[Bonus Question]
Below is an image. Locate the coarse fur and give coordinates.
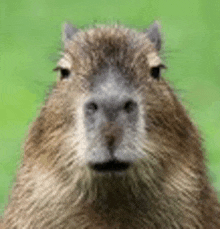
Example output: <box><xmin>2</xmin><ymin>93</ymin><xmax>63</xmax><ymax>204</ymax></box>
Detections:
<box><xmin>1</xmin><ymin>22</ymin><xmax>220</xmax><ymax>229</ymax></box>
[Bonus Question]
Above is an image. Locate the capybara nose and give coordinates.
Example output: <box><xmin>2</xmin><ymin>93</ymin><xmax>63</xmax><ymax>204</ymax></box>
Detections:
<box><xmin>84</xmin><ymin>96</ymin><xmax>138</xmax><ymax>123</ymax></box>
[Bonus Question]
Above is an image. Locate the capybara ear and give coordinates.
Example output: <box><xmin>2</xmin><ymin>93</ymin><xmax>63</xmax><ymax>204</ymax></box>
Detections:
<box><xmin>145</xmin><ymin>21</ymin><xmax>161</xmax><ymax>51</ymax></box>
<box><xmin>62</xmin><ymin>22</ymin><xmax>79</xmax><ymax>46</ymax></box>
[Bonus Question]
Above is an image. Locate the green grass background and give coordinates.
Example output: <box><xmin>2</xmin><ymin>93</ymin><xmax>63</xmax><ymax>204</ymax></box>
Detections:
<box><xmin>1</xmin><ymin>0</ymin><xmax>220</xmax><ymax>214</ymax></box>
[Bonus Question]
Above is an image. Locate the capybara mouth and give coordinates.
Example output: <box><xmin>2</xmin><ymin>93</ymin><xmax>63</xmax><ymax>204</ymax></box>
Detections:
<box><xmin>91</xmin><ymin>160</ymin><xmax>130</xmax><ymax>172</ymax></box>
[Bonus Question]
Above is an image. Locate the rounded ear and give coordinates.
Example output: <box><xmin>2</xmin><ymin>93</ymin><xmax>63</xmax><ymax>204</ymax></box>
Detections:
<box><xmin>62</xmin><ymin>22</ymin><xmax>79</xmax><ymax>46</ymax></box>
<box><xmin>145</xmin><ymin>21</ymin><xmax>161</xmax><ymax>51</ymax></box>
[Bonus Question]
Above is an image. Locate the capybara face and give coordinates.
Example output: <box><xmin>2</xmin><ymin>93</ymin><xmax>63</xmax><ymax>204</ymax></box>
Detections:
<box><xmin>52</xmin><ymin>24</ymin><xmax>193</xmax><ymax>178</ymax></box>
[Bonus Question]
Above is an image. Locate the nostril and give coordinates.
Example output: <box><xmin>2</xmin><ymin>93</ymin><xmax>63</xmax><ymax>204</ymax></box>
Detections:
<box><xmin>85</xmin><ymin>102</ymin><xmax>98</xmax><ymax>115</ymax></box>
<box><xmin>123</xmin><ymin>100</ymin><xmax>137</xmax><ymax>113</ymax></box>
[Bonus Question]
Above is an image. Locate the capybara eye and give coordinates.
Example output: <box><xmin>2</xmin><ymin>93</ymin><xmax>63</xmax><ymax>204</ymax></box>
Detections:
<box><xmin>150</xmin><ymin>64</ymin><xmax>166</xmax><ymax>80</ymax></box>
<box><xmin>60</xmin><ymin>68</ymin><xmax>70</xmax><ymax>80</ymax></box>
<box><xmin>53</xmin><ymin>67</ymin><xmax>71</xmax><ymax>80</ymax></box>
<box><xmin>150</xmin><ymin>66</ymin><xmax>160</xmax><ymax>79</ymax></box>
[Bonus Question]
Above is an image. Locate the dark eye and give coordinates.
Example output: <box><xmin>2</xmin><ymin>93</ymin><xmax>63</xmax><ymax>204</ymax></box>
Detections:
<box><xmin>60</xmin><ymin>68</ymin><xmax>70</xmax><ymax>80</ymax></box>
<box><xmin>53</xmin><ymin>67</ymin><xmax>71</xmax><ymax>80</ymax></box>
<box><xmin>150</xmin><ymin>64</ymin><xmax>166</xmax><ymax>80</ymax></box>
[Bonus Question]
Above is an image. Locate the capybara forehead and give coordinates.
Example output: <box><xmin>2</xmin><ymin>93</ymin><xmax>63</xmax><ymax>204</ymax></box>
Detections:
<box><xmin>58</xmin><ymin>26</ymin><xmax>162</xmax><ymax>82</ymax></box>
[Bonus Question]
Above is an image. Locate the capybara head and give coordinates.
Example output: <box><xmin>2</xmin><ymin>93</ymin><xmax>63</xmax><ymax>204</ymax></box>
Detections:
<box><xmin>29</xmin><ymin>22</ymin><xmax>199</xmax><ymax>197</ymax></box>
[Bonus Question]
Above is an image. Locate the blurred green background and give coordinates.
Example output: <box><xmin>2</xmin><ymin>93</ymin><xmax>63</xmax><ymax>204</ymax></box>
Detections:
<box><xmin>0</xmin><ymin>0</ymin><xmax>220</xmax><ymax>214</ymax></box>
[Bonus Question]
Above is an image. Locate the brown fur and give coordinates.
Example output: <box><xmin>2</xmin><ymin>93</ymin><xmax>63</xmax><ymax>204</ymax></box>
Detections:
<box><xmin>1</xmin><ymin>24</ymin><xmax>220</xmax><ymax>228</ymax></box>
